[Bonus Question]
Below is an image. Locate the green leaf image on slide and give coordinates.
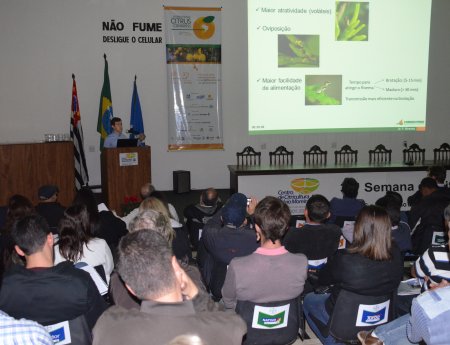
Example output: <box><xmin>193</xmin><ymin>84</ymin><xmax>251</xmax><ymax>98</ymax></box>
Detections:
<box><xmin>278</xmin><ymin>35</ymin><xmax>320</xmax><ymax>67</ymax></box>
<box><xmin>335</xmin><ymin>2</ymin><xmax>369</xmax><ymax>41</ymax></box>
<box><xmin>305</xmin><ymin>83</ymin><xmax>341</xmax><ymax>105</ymax></box>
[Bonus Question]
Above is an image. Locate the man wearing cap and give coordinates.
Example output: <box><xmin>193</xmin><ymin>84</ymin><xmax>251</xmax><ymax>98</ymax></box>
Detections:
<box><xmin>197</xmin><ymin>193</ymin><xmax>259</xmax><ymax>300</ymax></box>
<box><xmin>35</xmin><ymin>185</ymin><xmax>65</xmax><ymax>234</ymax></box>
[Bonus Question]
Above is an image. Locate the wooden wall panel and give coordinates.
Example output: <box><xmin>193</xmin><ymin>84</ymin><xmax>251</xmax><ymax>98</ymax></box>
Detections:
<box><xmin>0</xmin><ymin>142</ymin><xmax>75</xmax><ymax>206</ymax></box>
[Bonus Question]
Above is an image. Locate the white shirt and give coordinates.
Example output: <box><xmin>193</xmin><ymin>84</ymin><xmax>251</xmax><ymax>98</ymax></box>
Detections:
<box><xmin>54</xmin><ymin>237</ymin><xmax>114</xmax><ymax>283</ymax></box>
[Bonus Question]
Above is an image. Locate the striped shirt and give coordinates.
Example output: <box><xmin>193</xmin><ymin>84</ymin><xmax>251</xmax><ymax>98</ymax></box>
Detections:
<box><xmin>0</xmin><ymin>310</ymin><xmax>53</xmax><ymax>345</ymax></box>
<box><xmin>415</xmin><ymin>244</ymin><xmax>450</xmax><ymax>285</ymax></box>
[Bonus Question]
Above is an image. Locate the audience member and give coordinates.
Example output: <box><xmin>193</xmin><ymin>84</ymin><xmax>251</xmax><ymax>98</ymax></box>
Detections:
<box><xmin>329</xmin><ymin>177</ymin><xmax>365</xmax><ymax>224</ymax></box>
<box><xmin>0</xmin><ymin>215</ymin><xmax>106</xmax><ymax>328</ymax></box>
<box><xmin>104</xmin><ymin>117</ymin><xmax>128</xmax><ymax>148</ymax></box>
<box><xmin>222</xmin><ymin>196</ymin><xmax>307</xmax><ymax>309</ymax></box>
<box><xmin>139</xmin><ymin>197</ymin><xmax>191</xmax><ymax>263</ymax></box>
<box><xmin>358</xmin><ymin>203</ymin><xmax>450</xmax><ymax>345</ymax></box>
<box><xmin>93</xmin><ymin>230</ymin><xmax>246</xmax><ymax>345</ymax></box>
<box><xmin>376</xmin><ymin>194</ymin><xmax>412</xmax><ymax>254</ymax></box>
<box><xmin>409</xmin><ymin>177</ymin><xmax>450</xmax><ymax>255</ymax></box>
<box><xmin>73</xmin><ymin>186</ymin><xmax>127</xmax><ymax>262</ymax></box>
<box><xmin>303</xmin><ymin>205</ymin><xmax>403</xmax><ymax>345</ymax></box>
<box><xmin>167</xmin><ymin>334</ymin><xmax>205</xmax><ymax>345</ymax></box>
<box><xmin>0</xmin><ymin>194</ymin><xmax>34</xmax><ymax>276</ymax></box>
<box><xmin>111</xmin><ymin>209</ymin><xmax>206</xmax><ymax>310</ymax></box>
<box><xmin>408</xmin><ymin>165</ymin><xmax>450</xmax><ymax>207</ymax></box>
<box><xmin>54</xmin><ymin>204</ymin><xmax>114</xmax><ymax>283</ymax></box>
<box><xmin>184</xmin><ymin>188</ymin><xmax>223</xmax><ymax>250</ymax></box>
<box><xmin>35</xmin><ymin>184</ymin><xmax>65</xmax><ymax>233</ymax></box>
<box><xmin>150</xmin><ymin>189</ymin><xmax>180</xmax><ymax>221</ymax></box>
<box><xmin>284</xmin><ymin>195</ymin><xmax>341</xmax><ymax>288</ymax></box>
<box><xmin>0</xmin><ymin>310</ymin><xmax>53</xmax><ymax>345</ymax></box>
<box><xmin>197</xmin><ymin>193</ymin><xmax>258</xmax><ymax>300</ymax></box>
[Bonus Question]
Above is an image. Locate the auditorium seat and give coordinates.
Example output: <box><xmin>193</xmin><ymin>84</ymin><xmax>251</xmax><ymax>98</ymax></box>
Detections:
<box><xmin>269</xmin><ymin>146</ymin><xmax>294</xmax><ymax>165</ymax></box>
<box><xmin>236</xmin><ymin>146</ymin><xmax>261</xmax><ymax>166</ymax></box>
<box><xmin>403</xmin><ymin>143</ymin><xmax>425</xmax><ymax>164</ymax></box>
<box><xmin>303</xmin><ymin>145</ymin><xmax>327</xmax><ymax>165</ymax></box>
<box><xmin>433</xmin><ymin>142</ymin><xmax>450</xmax><ymax>163</ymax></box>
<box><xmin>334</xmin><ymin>145</ymin><xmax>358</xmax><ymax>164</ymax></box>
<box><xmin>369</xmin><ymin>144</ymin><xmax>392</xmax><ymax>164</ymax></box>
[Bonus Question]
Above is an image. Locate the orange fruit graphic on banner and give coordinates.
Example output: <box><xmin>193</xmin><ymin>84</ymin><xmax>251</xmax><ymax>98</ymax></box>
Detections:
<box><xmin>193</xmin><ymin>16</ymin><xmax>215</xmax><ymax>40</ymax></box>
<box><xmin>291</xmin><ymin>178</ymin><xmax>320</xmax><ymax>194</ymax></box>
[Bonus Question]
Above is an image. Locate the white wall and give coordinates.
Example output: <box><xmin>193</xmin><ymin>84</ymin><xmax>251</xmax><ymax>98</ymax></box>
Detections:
<box><xmin>1</xmin><ymin>0</ymin><xmax>449</xmax><ymax>191</ymax></box>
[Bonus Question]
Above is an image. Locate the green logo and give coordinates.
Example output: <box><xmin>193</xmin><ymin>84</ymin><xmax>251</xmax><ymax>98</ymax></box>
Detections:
<box><xmin>257</xmin><ymin>311</ymin><xmax>285</xmax><ymax>328</ymax></box>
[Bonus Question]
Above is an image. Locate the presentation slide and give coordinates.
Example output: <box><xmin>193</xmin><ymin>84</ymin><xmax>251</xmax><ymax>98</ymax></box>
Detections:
<box><xmin>248</xmin><ymin>0</ymin><xmax>432</xmax><ymax>134</ymax></box>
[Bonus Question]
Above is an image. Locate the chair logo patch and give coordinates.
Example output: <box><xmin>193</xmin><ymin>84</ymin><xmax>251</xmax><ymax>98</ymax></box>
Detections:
<box><xmin>45</xmin><ymin>321</ymin><xmax>71</xmax><ymax>345</ymax></box>
<box><xmin>252</xmin><ymin>304</ymin><xmax>290</xmax><ymax>329</ymax></box>
<box><xmin>356</xmin><ymin>300</ymin><xmax>389</xmax><ymax>327</ymax></box>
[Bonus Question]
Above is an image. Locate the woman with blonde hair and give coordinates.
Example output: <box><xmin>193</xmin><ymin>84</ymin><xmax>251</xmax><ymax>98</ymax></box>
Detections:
<box><xmin>139</xmin><ymin>197</ymin><xmax>191</xmax><ymax>263</ymax></box>
<box><xmin>303</xmin><ymin>205</ymin><xmax>404</xmax><ymax>345</ymax></box>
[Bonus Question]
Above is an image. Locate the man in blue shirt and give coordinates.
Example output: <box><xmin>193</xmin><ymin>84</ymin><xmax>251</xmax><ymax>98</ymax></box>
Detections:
<box><xmin>104</xmin><ymin>117</ymin><xmax>127</xmax><ymax>148</ymax></box>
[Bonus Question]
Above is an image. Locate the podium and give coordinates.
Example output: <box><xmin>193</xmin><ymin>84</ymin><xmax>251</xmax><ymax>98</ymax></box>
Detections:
<box><xmin>101</xmin><ymin>146</ymin><xmax>151</xmax><ymax>215</ymax></box>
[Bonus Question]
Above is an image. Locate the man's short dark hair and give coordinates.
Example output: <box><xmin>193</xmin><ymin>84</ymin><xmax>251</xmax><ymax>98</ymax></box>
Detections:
<box><xmin>118</xmin><ymin>230</ymin><xmax>176</xmax><ymax>300</ymax></box>
<box><xmin>375</xmin><ymin>195</ymin><xmax>401</xmax><ymax>226</ymax></box>
<box><xmin>12</xmin><ymin>215</ymin><xmax>50</xmax><ymax>255</ymax></box>
<box><xmin>110</xmin><ymin>117</ymin><xmax>122</xmax><ymax>127</ymax></box>
<box><xmin>254</xmin><ymin>196</ymin><xmax>291</xmax><ymax>243</ymax></box>
<box><xmin>341</xmin><ymin>177</ymin><xmax>359</xmax><ymax>198</ymax></box>
<box><xmin>306</xmin><ymin>195</ymin><xmax>330</xmax><ymax>223</ymax></box>
<box><xmin>428</xmin><ymin>166</ymin><xmax>447</xmax><ymax>184</ymax></box>
<box><xmin>420</xmin><ymin>177</ymin><xmax>438</xmax><ymax>190</ymax></box>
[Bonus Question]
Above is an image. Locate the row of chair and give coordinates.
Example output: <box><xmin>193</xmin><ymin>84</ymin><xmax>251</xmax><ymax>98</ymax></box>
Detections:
<box><xmin>236</xmin><ymin>143</ymin><xmax>450</xmax><ymax>166</ymax></box>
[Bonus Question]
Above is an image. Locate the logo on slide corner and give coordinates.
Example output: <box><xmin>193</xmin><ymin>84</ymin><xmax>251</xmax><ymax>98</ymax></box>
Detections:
<box><xmin>290</xmin><ymin>178</ymin><xmax>320</xmax><ymax>194</ymax></box>
<box><xmin>193</xmin><ymin>16</ymin><xmax>216</xmax><ymax>40</ymax></box>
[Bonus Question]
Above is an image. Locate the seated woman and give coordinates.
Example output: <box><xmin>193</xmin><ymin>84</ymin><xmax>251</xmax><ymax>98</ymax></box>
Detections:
<box><xmin>222</xmin><ymin>196</ymin><xmax>308</xmax><ymax>309</ymax></box>
<box><xmin>54</xmin><ymin>204</ymin><xmax>114</xmax><ymax>284</ymax></box>
<box><xmin>139</xmin><ymin>197</ymin><xmax>191</xmax><ymax>264</ymax></box>
<box><xmin>303</xmin><ymin>205</ymin><xmax>404</xmax><ymax>345</ymax></box>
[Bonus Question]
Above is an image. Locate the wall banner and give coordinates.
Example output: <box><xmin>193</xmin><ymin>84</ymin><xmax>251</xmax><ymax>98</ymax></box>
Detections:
<box><xmin>164</xmin><ymin>6</ymin><xmax>223</xmax><ymax>151</ymax></box>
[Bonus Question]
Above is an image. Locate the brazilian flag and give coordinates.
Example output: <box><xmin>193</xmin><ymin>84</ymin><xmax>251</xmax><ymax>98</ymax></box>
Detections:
<box><xmin>97</xmin><ymin>54</ymin><xmax>113</xmax><ymax>150</ymax></box>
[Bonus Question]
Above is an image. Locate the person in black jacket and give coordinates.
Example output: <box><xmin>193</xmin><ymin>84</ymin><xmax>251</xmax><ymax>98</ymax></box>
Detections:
<box><xmin>303</xmin><ymin>205</ymin><xmax>403</xmax><ymax>345</ymax></box>
<box><xmin>184</xmin><ymin>188</ymin><xmax>223</xmax><ymax>251</ymax></box>
<box><xmin>409</xmin><ymin>177</ymin><xmax>450</xmax><ymax>255</ymax></box>
<box><xmin>0</xmin><ymin>214</ymin><xmax>107</xmax><ymax>329</ymax></box>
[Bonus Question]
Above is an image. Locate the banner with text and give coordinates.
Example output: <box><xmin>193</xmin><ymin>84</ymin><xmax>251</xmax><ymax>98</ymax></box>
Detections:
<box><xmin>164</xmin><ymin>6</ymin><xmax>223</xmax><ymax>151</ymax></box>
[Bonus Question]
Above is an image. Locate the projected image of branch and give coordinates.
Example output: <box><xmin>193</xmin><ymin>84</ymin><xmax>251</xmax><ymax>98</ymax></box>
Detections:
<box><xmin>335</xmin><ymin>2</ymin><xmax>369</xmax><ymax>41</ymax></box>
<box><xmin>278</xmin><ymin>35</ymin><xmax>320</xmax><ymax>68</ymax></box>
<box><xmin>305</xmin><ymin>75</ymin><xmax>342</xmax><ymax>105</ymax></box>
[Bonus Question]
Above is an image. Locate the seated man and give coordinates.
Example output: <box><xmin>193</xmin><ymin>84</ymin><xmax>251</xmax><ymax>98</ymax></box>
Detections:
<box><xmin>284</xmin><ymin>195</ymin><xmax>342</xmax><ymax>290</ymax></box>
<box><xmin>409</xmin><ymin>177</ymin><xmax>450</xmax><ymax>255</ymax></box>
<box><xmin>93</xmin><ymin>230</ymin><xmax>246</xmax><ymax>345</ymax></box>
<box><xmin>0</xmin><ymin>215</ymin><xmax>107</xmax><ymax>329</ymax></box>
<box><xmin>0</xmin><ymin>310</ymin><xmax>53</xmax><ymax>345</ymax></box>
<box><xmin>197</xmin><ymin>193</ymin><xmax>258</xmax><ymax>300</ymax></box>
<box><xmin>184</xmin><ymin>188</ymin><xmax>223</xmax><ymax>250</ymax></box>
<box><xmin>408</xmin><ymin>165</ymin><xmax>450</xmax><ymax>207</ymax></box>
<box><xmin>103</xmin><ymin>117</ymin><xmax>128</xmax><ymax>148</ymax></box>
<box><xmin>35</xmin><ymin>184</ymin><xmax>65</xmax><ymax>234</ymax></box>
<box><xmin>376</xmin><ymin>195</ymin><xmax>412</xmax><ymax>254</ymax></box>
<box><xmin>329</xmin><ymin>177</ymin><xmax>365</xmax><ymax>224</ymax></box>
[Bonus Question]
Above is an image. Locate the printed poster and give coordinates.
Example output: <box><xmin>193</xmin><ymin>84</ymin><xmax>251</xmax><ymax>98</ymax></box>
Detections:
<box><xmin>164</xmin><ymin>6</ymin><xmax>223</xmax><ymax>151</ymax></box>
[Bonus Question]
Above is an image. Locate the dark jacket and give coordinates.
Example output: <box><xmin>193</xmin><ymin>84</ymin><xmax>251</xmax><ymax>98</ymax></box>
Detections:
<box><xmin>0</xmin><ymin>261</ymin><xmax>107</xmax><ymax>329</ymax></box>
<box><xmin>409</xmin><ymin>190</ymin><xmax>450</xmax><ymax>255</ymax></box>
<box><xmin>283</xmin><ymin>223</ymin><xmax>342</xmax><ymax>262</ymax></box>
<box><xmin>35</xmin><ymin>202</ymin><xmax>65</xmax><ymax>233</ymax></box>
<box><xmin>318</xmin><ymin>246</ymin><xmax>403</xmax><ymax>314</ymax></box>
<box><xmin>197</xmin><ymin>210</ymin><xmax>258</xmax><ymax>299</ymax></box>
